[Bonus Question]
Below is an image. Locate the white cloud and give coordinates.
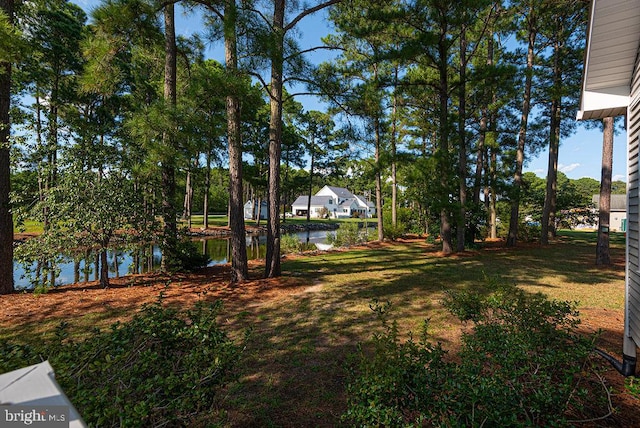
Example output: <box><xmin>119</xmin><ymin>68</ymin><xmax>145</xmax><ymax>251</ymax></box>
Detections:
<box><xmin>613</xmin><ymin>174</ymin><xmax>627</xmax><ymax>182</ymax></box>
<box><xmin>559</xmin><ymin>163</ymin><xmax>580</xmax><ymax>173</ymax></box>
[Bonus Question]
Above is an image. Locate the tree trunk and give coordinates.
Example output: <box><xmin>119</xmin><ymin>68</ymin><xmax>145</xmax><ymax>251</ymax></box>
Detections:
<box><xmin>541</xmin><ymin>33</ymin><xmax>562</xmax><ymax>245</ymax></box>
<box><xmin>100</xmin><ymin>248</ymin><xmax>109</xmax><ymax>288</ymax></box>
<box><xmin>0</xmin><ymin>0</ymin><xmax>14</xmax><ymax>295</ymax></box>
<box><xmin>265</xmin><ymin>0</ymin><xmax>285</xmax><ymax>278</ymax></box>
<box><xmin>457</xmin><ymin>23</ymin><xmax>468</xmax><ymax>252</ymax></box>
<box><xmin>489</xmin><ymin>145</ymin><xmax>498</xmax><ymax>239</ymax></box>
<box><xmin>596</xmin><ymin>117</ymin><xmax>614</xmax><ymax>265</ymax></box>
<box><xmin>203</xmin><ymin>147</ymin><xmax>211</xmax><ymax>229</ymax></box>
<box><xmin>391</xmin><ymin>68</ymin><xmax>399</xmax><ymax>229</ymax></box>
<box><xmin>256</xmin><ymin>196</ymin><xmax>262</xmax><ymax>226</ymax></box>
<box><xmin>160</xmin><ymin>3</ymin><xmax>178</xmax><ymax>270</ymax></box>
<box><xmin>374</xmin><ymin>116</ymin><xmax>384</xmax><ymax>242</ymax></box>
<box><xmin>225</xmin><ymin>0</ymin><xmax>249</xmax><ymax>283</ymax></box>
<box><xmin>307</xmin><ymin>144</ymin><xmax>315</xmax><ymax>222</ymax></box>
<box><xmin>438</xmin><ymin>40</ymin><xmax>453</xmax><ymax>254</ymax></box>
<box><xmin>507</xmin><ymin>9</ymin><xmax>536</xmax><ymax>247</ymax></box>
<box><xmin>183</xmin><ymin>169</ymin><xmax>193</xmax><ymax>228</ymax></box>
<box><xmin>35</xmin><ymin>93</ymin><xmax>49</xmax><ymax>230</ymax></box>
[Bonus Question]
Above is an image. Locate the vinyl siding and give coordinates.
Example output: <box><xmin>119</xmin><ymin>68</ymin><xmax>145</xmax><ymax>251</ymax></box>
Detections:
<box><xmin>627</xmin><ymin>51</ymin><xmax>640</xmax><ymax>347</ymax></box>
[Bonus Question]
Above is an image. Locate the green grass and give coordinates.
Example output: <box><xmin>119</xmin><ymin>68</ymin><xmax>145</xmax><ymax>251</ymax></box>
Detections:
<box><xmin>15</xmin><ymin>219</ymin><xmax>44</xmax><ymax>234</ymax></box>
<box><xmin>183</xmin><ymin>214</ymin><xmax>365</xmax><ymax>228</ymax></box>
<box><xmin>0</xmin><ymin>230</ymin><xmax>626</xmax><ymax>426</ymax></box>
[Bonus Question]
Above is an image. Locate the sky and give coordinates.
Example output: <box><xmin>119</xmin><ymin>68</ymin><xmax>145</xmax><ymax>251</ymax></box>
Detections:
<box><xmin>75</xmin><ymin>0</ymin><xmax>628</xmax><ymax>183</ymax></box>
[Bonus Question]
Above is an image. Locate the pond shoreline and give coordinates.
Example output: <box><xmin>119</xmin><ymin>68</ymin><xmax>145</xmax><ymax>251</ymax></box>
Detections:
<box><xmin>187</xmin><ymin>221</ymin><xmax>341</xmax><ymax>238</ymax></box>
<box><xmin>13</xmin><ymin>221</ymin><xmax>343</xmax><ymax>244</ymax></box>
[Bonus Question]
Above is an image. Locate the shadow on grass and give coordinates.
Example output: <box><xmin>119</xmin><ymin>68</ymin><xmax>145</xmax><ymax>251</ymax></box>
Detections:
<box><xmin>1</xmin><ymin>231</ymin><xmax>627</xmax><ymax>427</ymax></box>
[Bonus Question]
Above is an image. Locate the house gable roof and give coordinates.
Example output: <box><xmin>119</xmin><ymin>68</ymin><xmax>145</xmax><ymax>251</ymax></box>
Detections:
<box><xmin>578</xmin><ymin>0</ymin><xmax>640</xmax><ymax>120</ymax></box>
<box><xmin>292</xmin><ymin>196</ymin><xmax>334</xmax><ymax>207</ymax></box>
<box><xmin>592</xmin><ymin>194</ymin><xmax>627</xmax><ymax>210</ymax></box>
<box><xmin>318</xmin><ymin>186</ymin><xmax>354</xmax><ymax>199</ymax></box>
<box><xmin>339</xmin><ymin>198</ymin><xmax>359</xmax><ymax>208</ymax></box>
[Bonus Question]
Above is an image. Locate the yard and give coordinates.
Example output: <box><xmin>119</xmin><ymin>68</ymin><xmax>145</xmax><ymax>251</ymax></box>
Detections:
<box><xmin>0</xmin><ymin>231</ymin><xmax>638</xmax><ymax>426</ymax></box>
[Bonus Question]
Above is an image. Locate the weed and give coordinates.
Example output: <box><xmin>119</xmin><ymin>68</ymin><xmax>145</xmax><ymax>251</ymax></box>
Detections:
<box><xmin>0</xmin><ymin>298</ymin><xmax>247</xmax><ymax>427</ymax></box>
<box><xmin>343</xmin><ymin>281</ymin><xmax>599</xmax><ymax>427</ymax></box>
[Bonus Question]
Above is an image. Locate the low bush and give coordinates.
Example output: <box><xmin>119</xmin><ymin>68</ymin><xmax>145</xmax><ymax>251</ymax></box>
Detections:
<box><xmin>327</xmin><ymin>222</ymin><xmax>369</xmax><ymax>247</ymax></box>
<box><xmin>343</xmin><ymin>282</ymin><xmax>600</xmax><ymax>427</ymax></box>
<box><xmin>172</xmin><ymin>237</ymin><xmax>211</xmax><ymax>271</ymax></box>
<box><xmin>0</xmin><ymin>298</ymin><xmax>247</xmax><ymax>427</ymax></box>
<box><xmin>281</xmin><ymin>233</ymin><xmax>302</xmax><ymax>254</ymax></box>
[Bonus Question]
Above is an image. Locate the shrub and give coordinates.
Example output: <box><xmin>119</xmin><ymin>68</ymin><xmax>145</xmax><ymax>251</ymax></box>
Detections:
<box><xmin>496</xmin><ymin>220</ymin><xmax>541</xmax><ymax>242</ymax></box>
<box><xmin>0</xmin><ymin>298</ymin><xmax>246</xmax><ymax>427</ymax></box>
<box><xmin>281</xmin><ymin>233</ymin><xmax>302</xmax><ymax>254</ymax></box>
<box><xmin>172</xmin><ymin>237</ymin><xmax>211</xmax><ymax>271</ymax></box>
<box><xmin>343</xmin><ymin>282</ymin><xmax>599</xmax><ymax>427</ymax></box>
<box><xmin>626</xmin><ymin>376</ymin><xmax>640</xmax><ymax>400</ymax></box>
<box><xmin>327</xmin><ymin>222</ymin><xmax>368</xmax><ymax>247</ymax></box>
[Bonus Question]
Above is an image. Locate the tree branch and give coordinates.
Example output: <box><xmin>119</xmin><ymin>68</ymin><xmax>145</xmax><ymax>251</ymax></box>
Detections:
<box><xmin>285</xmin><ymin>0</ymin><xmax>342</xmax><ymax>33</ymax></box>
<box><xmin>247</xmin><ymin>70</ymin><xmax>275</xmax><ymax>100</ymax></box>
<box><xmin>284</xmin><ymin>45</ymin><xmax>345</xmax><ymax>62</ymax></box>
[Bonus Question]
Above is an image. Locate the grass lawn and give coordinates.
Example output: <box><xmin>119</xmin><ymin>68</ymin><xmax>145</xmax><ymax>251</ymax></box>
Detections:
<box><xmin>183</xmin><ymin>214</ymin><xmax>363</xmax><ymax>229</ymax></box>
<box><xmin>17</xmin><ymin>214</ymin><xmax>364</xmax><ymax>234</ymax></box>
<box><xmin>0</xmin><ymin>230</ymin><xmax>632</xmax><ymax>426</ymax></box>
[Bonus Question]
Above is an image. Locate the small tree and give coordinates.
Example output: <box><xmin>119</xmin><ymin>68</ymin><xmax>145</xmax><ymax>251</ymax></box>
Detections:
<box><xmin>15</xmin><ymin>169</ymin><xmax>155</xmax><ymax>288</ymax></box>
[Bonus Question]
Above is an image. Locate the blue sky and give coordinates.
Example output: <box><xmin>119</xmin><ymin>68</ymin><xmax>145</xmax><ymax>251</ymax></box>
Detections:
<box><xmin>75</xmin><ymin>0</ymin><xmax>627</xmax><ymax>183</ymax></box>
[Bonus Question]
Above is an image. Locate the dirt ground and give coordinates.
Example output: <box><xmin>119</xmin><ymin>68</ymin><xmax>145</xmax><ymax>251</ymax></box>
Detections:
<box><xmin>2</xmin><ymin>244</ymin><xmax>640</xmax><ymax>426</ymax></box>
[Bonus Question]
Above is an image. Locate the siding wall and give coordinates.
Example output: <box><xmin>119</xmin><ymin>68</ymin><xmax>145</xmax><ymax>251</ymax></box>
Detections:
<box><xmin>626</xmin><ymin>50</ymin><xmax>640</xmax><ymax>348</ymax></box>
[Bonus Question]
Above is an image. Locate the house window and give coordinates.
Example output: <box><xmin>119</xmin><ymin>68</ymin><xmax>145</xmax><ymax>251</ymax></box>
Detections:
<box><xmin>329</xmin><ymin>198</ymin><xmax>333</xmax><ymax>204</ymax></box>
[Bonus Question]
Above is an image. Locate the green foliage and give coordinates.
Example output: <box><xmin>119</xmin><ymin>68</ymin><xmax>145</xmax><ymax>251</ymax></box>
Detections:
<box><xmin>343</xmin><ymin>281</ymin><xmax>598</xmax><ymax>427</ymax></box>
<box><xmin>342</xmin><ymin>301</ymin><xmax>452</xmax><ymax>426</ymax></box>
<box><xmin>14</xmin><ymin>169</ymin><xmax>157</xmax><ymax>288</ymax></box>
<box><xmin>497</xmin><ymin>220</ymin><xmax>541</xmax><ymax>242</ymax></box>
<box><xmin>625</xmin><ymin>376</ymin><xmax>640</xmax><ymax>400</ymax></box>
<box><xmin>172</xmin><ymin>237</ymin><xmax>210</xmax><ymax>271</ymax></box>
<box><xmin>382</xmin><ymin>207</ymin><xmax>425</xmax><ymax>240</ymax></box>
<box><xmin>327</xmin><ymin>222</ymin><xmax>369</xmax><ymax>247</ymax></box>
<box><xmin>281</xmin><ymin>233</ymin><xmax>302</xmax><ymax>254</ymax></box>
<box><xmin>0</xmin><ymin>299</ymin><xmax>246</xmax><ymax>427</ymax></box>
<box><xmin>281</xmin><ymin>234</ymin><xmax>324</xmax><ymax>254</ymax></box>
<box><xmin>0</xmin><ymin>10</ymin><xmax>26</xmax><ymax>66</ymax></box>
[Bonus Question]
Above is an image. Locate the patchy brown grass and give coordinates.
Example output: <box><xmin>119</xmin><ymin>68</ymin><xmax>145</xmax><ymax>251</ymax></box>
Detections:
<box><xmin>1</xmin><ymin>231</ymin><xmax>638</xmax><ymax>427</ymax></box>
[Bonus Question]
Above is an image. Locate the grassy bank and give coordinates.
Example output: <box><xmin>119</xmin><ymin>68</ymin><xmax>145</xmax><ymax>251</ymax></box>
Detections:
<box><xmin>0</xmin><ymin>231</ymin><xmax>628</xmax><ymax>426</ymax></box>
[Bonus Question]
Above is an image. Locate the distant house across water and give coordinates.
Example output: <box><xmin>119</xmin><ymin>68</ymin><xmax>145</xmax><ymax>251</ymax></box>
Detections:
<box><xmin>291</xmin><ymin>185</ymin><xmax>376</xmax><ymax>219</ymax></box>
<box><xmin>244</xmin><ymin>200</ymin><xmax>268</xmax><ymax>220</ymax></box>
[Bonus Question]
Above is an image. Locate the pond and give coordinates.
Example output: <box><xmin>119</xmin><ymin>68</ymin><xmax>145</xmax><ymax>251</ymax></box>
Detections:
<box><xmin>13</xmin><ymin>229</ymin><xmax>334</xmax><ymax>289</ymax></box>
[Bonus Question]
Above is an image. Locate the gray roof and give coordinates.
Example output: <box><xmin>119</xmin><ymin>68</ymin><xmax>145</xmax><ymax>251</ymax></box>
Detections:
<box><xmin>355</xmin><ymin>195</ymin><xmax>375</xmax><ymax>208</ymax></box>
<box><xmin>325</xmin><ymin>186</ymin><xmax>353</xmax><ymax>199</ymax></box>
<box><xmin>592</xmin><ymin>194</ymin><xmax>627</xmax><ymax>211</ymax></box>
<box><xmin>339</xmin><ymin>198</ymin><xmax>358</xmax><ymax>208</ymax></box>
<box><xmin>292</xmin><ymin>196</ymin><xmax>332</xmax><ymax>207</ymax></box>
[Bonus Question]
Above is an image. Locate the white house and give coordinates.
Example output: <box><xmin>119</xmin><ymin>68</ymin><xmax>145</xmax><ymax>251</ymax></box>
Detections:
<box><xmin>291</xmin><ymin>185</ymin><xmax>376</xmax><ymax>218</ymax></box>
<box><xmin>592</xmin><ymin>194</ymin><xmax>627</xmax><ymax>232</ymax></box>
<box><xmin>243</xmin><ymin>200</ymin><xmax>268</xmax><ymax>220</ymax></box>
<box><xmin>578</xmin><ymin>0</ymin><xmax>640</xmax><ymax>375</ymax></box>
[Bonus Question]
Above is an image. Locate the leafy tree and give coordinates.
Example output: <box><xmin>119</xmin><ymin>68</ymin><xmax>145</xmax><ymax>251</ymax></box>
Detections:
<box><xmin>573</xmin><ymin>177</ymin><xmax>600</xmax><ymax>203</ymax></box>
<box><xmin>0</xmin><ymin>0</ymin><xmax>16</xmax><ymax>295</ymax></box>
<box><xmin>15</xmin><ymin>170</ymin><xmax>155</xmax><ymax>288</ymax></box>
<box><xmin>506</xmin><ymin>0</ymin><xmax>550</xmax><ymax>246</ymax></box>
<box><xmin>303</xmin><ymin>110</ymin><xmax>335</xmax><ymax>221</ymax></box>
<box><xmin>539</xmin><ymin>0</ymin><xmax>587</xmax><ymax>243</ymax></box>
<box><xmin>245</xmin><ymin>0</ymin><xmax>341</xmax><ymax>277</ymax></box>
<box><xmin>17</xmin><ymin>0</ymin><xmax>87</xmax><ymax>229</ymax></box>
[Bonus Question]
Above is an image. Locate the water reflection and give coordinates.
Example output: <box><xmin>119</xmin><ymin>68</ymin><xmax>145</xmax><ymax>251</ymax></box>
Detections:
<box><xmin>14</xmin><ymin>230</ymin><xmax>334</xmax><ymax>289</ymax></box>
